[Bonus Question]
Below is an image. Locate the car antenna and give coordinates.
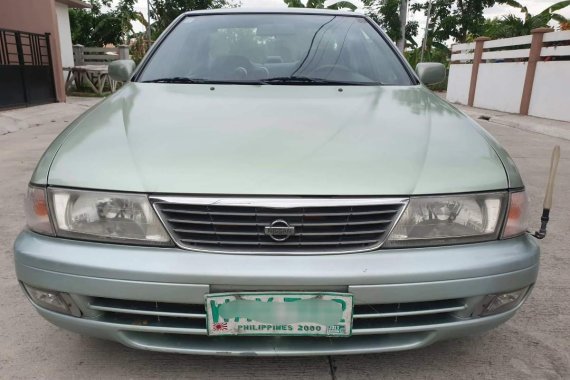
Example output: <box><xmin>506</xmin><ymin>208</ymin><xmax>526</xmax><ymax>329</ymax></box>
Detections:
<box><xmin>534</xmin><ymin>145</ymin><xmax>560</xmax><ymax>239</ymax></box>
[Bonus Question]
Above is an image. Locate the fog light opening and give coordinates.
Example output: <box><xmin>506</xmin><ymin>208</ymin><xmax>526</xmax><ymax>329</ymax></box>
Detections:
<box><xmin>22</xmin><ymin>284</ymin><xmax>82</xmax><ymax>317</ymax></box>
<box><xmin>480</xmin><ymin>287</ymin><xmax>531</xmax><ymax>316</ymax></box>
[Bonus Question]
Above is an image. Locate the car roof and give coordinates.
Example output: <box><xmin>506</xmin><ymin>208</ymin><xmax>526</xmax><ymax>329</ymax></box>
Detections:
<box><xmin>183</xmin><ymin>8</ymin><xmax>366</xmax><ymax>17</ymax></box>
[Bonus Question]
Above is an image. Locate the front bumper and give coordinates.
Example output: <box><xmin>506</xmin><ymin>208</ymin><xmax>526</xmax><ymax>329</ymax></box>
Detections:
<box><xmin>14</xmin><ymin>230</ymin><xmax>540</xmax><ymax>356</ymax></box>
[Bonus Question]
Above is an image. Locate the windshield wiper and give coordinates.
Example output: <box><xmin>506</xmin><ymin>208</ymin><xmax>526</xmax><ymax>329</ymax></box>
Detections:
<box><xmin>260</xmin><ymin>76</ymin><xmax>379</xmax><ymax>85</ymax></box>
<box><xmin>261</xmin><ymin>76</ymin><xmax>332</xmax><ymax>85</ymax></box>
<box><xmin>142</xmin><ymin>77</ymin><xmax>209</xmax><ymax>84</ymax></box>
<box><xmin>142</xmin><ymin>77</ymin><xmax>265</xmax><ymax>85</ymax></box>
<box><xmin>142</xmin><ymin>76</ymin><xmax>379</xmax><ymax>86</ymax></box>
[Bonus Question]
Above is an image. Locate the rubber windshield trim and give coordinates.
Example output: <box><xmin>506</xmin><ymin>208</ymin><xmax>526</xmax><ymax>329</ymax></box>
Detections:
<box><xmin>132</xmin><ymin>12</ymin><xmax>419</xmax><ymax>85</ymax></box>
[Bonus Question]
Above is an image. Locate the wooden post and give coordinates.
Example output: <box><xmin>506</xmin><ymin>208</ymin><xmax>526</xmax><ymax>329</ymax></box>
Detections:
<box><xmin>73</xmin><ymin>44</ymin><xmax>84</xmax><ymax>66</ymax></box>
<box><xmin>467</xmin><ymin>37</ymin><xmax>490</xmax><ymax>107</ymax></box>
<box><xmin>519</xmin><ymin>28</ymin><xmax>553</xmax><ymax>115</ymax></box>
<box><xmin>118</xmin><ymin>45</ymin><xmax>130</xmax><ymax>60</ymax></box>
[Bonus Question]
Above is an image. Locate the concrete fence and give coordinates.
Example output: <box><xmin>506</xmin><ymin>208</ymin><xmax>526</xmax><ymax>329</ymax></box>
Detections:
<box><xmin>447</xmin><ymin>29</ymin><xmax>570</xmax><ymax>122</ymax></box>
<box><xmin>72</xmin><ymin>44</ymin><xmax>130</xmax><ymax>66</ymax></box>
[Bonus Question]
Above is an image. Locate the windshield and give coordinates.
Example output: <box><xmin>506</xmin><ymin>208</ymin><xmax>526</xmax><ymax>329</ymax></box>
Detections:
<box><xmin>137</xmin><ymin>14</ymin><xmax>414</xmax><ymax>85</ymax></box>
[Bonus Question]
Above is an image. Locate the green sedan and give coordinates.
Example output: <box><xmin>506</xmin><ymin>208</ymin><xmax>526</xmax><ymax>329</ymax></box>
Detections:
<box><xmin>14</xmin><ymin>8</ymin><xmax>538</xmax><ymax>355</ymax></box>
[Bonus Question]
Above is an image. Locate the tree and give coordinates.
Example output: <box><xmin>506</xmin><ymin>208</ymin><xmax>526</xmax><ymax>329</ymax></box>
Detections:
<box><xmin>69</xmin><ymin>0</ymin><xmax>140</xmax><ymax>46</ymax></box>
<box><xmin>482</xmin><ymin>1</ymin><xmax>569</xmax><ymax>39</ymax></box>
<box><xmin>518</xmin><ymin>0</ymin><xmax>570</xmax><ymax>26</ymax></box>
<box><xmin>482</xmin><ymin>15</ymin><xmax>528</xmax><ymax>38</ymax></box>
<box><xmin>483</xmin><ymin>0</ymin><xmax>569</xmax><ymax>39</ymax></box>
<box><xmin>114</xmin><ymin>0</ymin><xmax>138</xmax><ymax>44</ymax></box>
<box><xmin>149</xmin><ymin>0</ymin><xmax>233</xmax><ymax>37</ymax></box>
<box><xmin>69</xmin><ymin>0</ymin><xmax>120</xmax><ymax>46</ymax></box>
<box><xmin>285</xmin><ymin>0</ymin><xmax>417</xmax><ymax>49</ymax></box>
<box><xmin>409</xmin><ymin>0</ymin><xmax>500</xmax><ymax>44</ymax></box>
<box><xmin>411</xmin><ymin>0</ymin><xmax>538</xmax><ymax>45</ymax></box>
<box><xmin>283</xmin><ymin>0</ymin><xmax>357</xmax><ymax>10</ymax></box>
<box><xmin>364</xmin><ymin>0</ymin><xmax>419</xmax><ymax>49</ymax></box>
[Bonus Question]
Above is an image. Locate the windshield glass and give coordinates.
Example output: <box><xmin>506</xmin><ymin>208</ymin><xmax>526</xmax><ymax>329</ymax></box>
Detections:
<box><xmin>138</xmin><ymin>14</ymin><xmax>414</xmax><ymax>85</ymax></box>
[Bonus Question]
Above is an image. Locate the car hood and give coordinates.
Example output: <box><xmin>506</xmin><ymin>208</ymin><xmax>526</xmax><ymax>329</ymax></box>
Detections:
<box><xmin>45</xmin><ymin>83</ymin><xmax>508</xmax><ymax>195</ymax></box>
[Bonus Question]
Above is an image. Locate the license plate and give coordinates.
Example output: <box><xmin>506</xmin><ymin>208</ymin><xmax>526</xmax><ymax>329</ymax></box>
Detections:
<box><xmin>205</xmin><ymin>292</ymin><xmax>353</xmax><ymax>337</ymax></box>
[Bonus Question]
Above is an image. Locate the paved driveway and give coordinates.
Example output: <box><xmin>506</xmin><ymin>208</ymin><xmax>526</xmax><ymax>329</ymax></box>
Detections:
<box><xmin>0</xmin><ymin>98</ymin><xmax>568</xmax><ymax>379</ymax></box>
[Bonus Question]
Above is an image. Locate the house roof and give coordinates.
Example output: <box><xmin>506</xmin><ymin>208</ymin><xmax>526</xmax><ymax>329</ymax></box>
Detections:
<box><xmin>56</xmin><ymin>0</ymin><xmax>92</xmax><ymax>9</ymax></box>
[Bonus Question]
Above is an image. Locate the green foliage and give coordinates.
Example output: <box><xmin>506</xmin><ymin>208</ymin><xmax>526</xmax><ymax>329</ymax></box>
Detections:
<box><xmin>405</xmin><ymin>43</ymin><xmax>450</xmax><ymax>68</ymax></box>
<box><xmin>410</xmin><ymin>0</ymin><xmax>503</xmax><ymax>44</ymax></box>
<box><xmin>283</xmin><ymin>0</ymin><xmax>357</xmax><ymax>11</ymax></box>
<box><xmin>130</xmin><ymin>35</ymin><xmax>151</xmax><ymax>64</ymax></box>
<box><xmin>482</xmin><ymin>0</ymin><xmax>569</xmax><ymax>39</ymax></box>
<box><xmin>69</xmin><ymin>0</ymin><xmax>122</xmax><ymax>46</ymax></box>
<box><xmin>482</xmin><ymin>15</ymin><xmax>530</xmax><ymax>38</ymax></box>
<box><xmin>70</xmin><ymin>0</ymin><xmax>235</xmax><ymax>46</ymax></box>
<box><xmin>364</xmin><ymin>0</ymin><xmax>399</xmax><ymax>41</ymax></box>
<box><xmin>363</xmin><ymin>0</ymin><xmax>419</xmax><ymax>48</ymax></box>
<box><xmin>150</xmin><ymin>0</ymin><xmax>233</xmax><ymax>37</ymax></box>
<box><xmin>114</xmin><ymin>0</ymin><xmax>138</xmax><ymax>42</ymax></box>
<box><xmin>407</xmin><ymin>0</ymin><xmax>567</xmax><ymax>44</ymax></box>
<box><xmin>405</xmin><ymin>45</ymin><xmax>449</xmax><ymax>91</ymax></box>
<box><xmin>69</xmin><ymin>0</ymin><xmax>139</xmax><ymax>46</ymax></box>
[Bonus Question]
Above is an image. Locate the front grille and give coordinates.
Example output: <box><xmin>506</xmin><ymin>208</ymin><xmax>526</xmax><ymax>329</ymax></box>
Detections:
<box><xmin>151</xmin><ymin>197</ymin><xmax>407</xmax><ymax>254</ymax></box>
<box><xmin>87</xmin><ymin>297</ymin><xmax>467</xmax><ymax>335</ymax></box>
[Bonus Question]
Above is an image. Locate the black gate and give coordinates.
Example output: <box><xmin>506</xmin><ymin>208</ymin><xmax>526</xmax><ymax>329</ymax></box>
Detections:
<box><xmin>0</xmin><ymin>29</ymin><xmax>57</xmax><ymax>109</ymax></box>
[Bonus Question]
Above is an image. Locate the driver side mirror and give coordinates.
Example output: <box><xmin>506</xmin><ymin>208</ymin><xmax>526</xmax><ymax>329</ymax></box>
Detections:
<box><xmin>109</xmin><ymin>60</ymin><xmax>136</xmax><ymax>82</ymax></box>
<box><xmin>415</xmin><ymin>63</ymin><xmax>446</xmax><ymax>85</ymax></box>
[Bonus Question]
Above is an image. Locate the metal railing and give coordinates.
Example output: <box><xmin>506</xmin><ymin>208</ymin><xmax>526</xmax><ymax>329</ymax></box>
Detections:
<box><xmin>0</xmin><ymin>28</ymin><xmax>56</xmax><ymax>108</ymax></box>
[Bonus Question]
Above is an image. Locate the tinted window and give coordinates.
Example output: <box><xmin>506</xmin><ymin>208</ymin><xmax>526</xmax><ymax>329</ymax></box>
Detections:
<box><xmin>138</xmin><ymin>14</ymin><xmax>413</xmax><ymax>85</ymax></box>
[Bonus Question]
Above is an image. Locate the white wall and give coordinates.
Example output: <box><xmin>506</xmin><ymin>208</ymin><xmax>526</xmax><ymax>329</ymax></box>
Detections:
<box><xmin>55</xmin><ymin>2</ymin><xmax>73</xmax><ymax>69</ymax></box>
<box><xmin>446</xmin><ymin>64</ymin><xmax>472</xmax><ymax>105</ymax></box>
<box><xmin>448</xmin><ymin>32</ymin><xmax>570</xmax><ymax>122</ymax></box>
<box><xmin>473</xmin><ymin>62</ymin><xmax>527</xmax><ymax>114</ymax></box>
<box><xmin>528</xmin><ymin>61</ymin><xmax>570</xmax><ymax>122</ymax></box>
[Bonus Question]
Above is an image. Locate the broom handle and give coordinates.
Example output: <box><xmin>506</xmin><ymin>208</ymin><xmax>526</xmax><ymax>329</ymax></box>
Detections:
<box><xmin>543</xmin><ymin>145</ymin><xmax>560</xmax><ymax>210</ymax></box>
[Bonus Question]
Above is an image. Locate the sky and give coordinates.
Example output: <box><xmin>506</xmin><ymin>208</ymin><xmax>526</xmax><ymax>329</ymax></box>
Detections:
<box><xmin>130</xmin><ymin>0</ymin><xmax>570</xmax><ymax>44</ymax></box>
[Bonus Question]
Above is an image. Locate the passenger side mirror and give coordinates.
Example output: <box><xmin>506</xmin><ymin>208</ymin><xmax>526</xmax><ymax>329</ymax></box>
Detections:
<box><xmin>109</xmin><ymin>60</ymin><xmax>136</xmax><ymax>82</ymax></box>
<box><xmin>415</xmin><ymin>63</ymin><xmax>446</xmax><ymax>85</ymax></box>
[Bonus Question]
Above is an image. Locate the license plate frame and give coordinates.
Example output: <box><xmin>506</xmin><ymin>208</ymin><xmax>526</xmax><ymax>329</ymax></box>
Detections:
<box><xmin>205</xmin><ymin>292</ymin><xmax>354</xmax><ymax>337</ymax></box>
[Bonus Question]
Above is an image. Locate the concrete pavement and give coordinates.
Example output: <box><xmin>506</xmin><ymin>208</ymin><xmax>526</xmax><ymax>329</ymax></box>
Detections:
<box><xmin>0</xmin><ymin>98</ymin><xmax>99</xmax><ymax>136</ymax></box>
<box><xmin>439</xmin><ymin>92</ymin><xmax>570</xmax><ymax>141</ymax></box>
<box><xmin>0</xmin><ymin>98</ymin><xmax>568</xmax><ymax>379</ymax></box>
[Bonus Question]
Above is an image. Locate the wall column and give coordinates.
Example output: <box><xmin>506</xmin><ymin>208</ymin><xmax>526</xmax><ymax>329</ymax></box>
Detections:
<box><xmin>467</xmin><ymin>36</ymin><xmax>490</xmax><ymax>107</ymax></box>
<box><xmin>519</xmin><ymin>27</ymin><xmax>553</xmax><ymax>115</ymax></box>
<box><xmin>73</xmin><ymin>44</ymin><xmax>84</xmax><ymax>66</ymax></box>
<box><xmin>118</xmin><ymin>45</ymin><xmax>130</xmax><ymax>60</ymax></box>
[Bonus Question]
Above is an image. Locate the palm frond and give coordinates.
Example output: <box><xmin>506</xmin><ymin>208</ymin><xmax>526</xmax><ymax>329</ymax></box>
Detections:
<box><xmin>327</xmin><ymin>1</ymin><xmax>357</xmax><ymax>11</ymax></box>
<box><xmin>432</xmin><ymin>41</ymin><xmax>450</xmax><ymax>52</ymax></box>
<box><xmin>283</xmin><ymin>0</ymin><xmax>306</xmax><ymax>8</ymax></box>
<box><xmin>545</xmin><ymin>0</ymin><xmax>570</xmax><ymax>14</ymax></box>
<box><xmin>496</xmin><ymin>0</ymin><xmax>524</xmax><ymax>9</ymax></box>
<box><xmin>306</xmin><ymin>0</ymin><xmax>323</xmax><ymax>8</ymax></box>
<box><xmin>405</xmin><ymin>35</ymin><xmax>418</xmax><ymax>48</ymax></box>
<box><xmin>551</xmin><ymin>13</ymin><xmax>569</xmax><ymax>24</ymax></box>
<box><xmin>132</xmin><ymin>11</ymin><xmax>148</xmax><ymax>28</ymax></box>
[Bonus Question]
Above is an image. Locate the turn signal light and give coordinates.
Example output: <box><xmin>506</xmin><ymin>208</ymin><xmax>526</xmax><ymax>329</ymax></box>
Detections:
<box><xmin>502</xmin><ymin>191</ymin><xmax>529</xmax><ymax>238</ymax></box>
<box><xmin>25</xmin><ymin>186</ymin><xmax>54</xmax><ymax>235</ymax></box>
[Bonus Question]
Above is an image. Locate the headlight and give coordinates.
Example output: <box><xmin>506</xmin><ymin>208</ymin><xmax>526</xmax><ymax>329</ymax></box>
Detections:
<box><xmin>385</xmin><ymin>192</ymin><xmax>507</xmax><ymax>247</ymax></box>
<box><xmin>48</xmin><ymin>188</ymin><xmax>172</xmax><ymax>246</ymax></box>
